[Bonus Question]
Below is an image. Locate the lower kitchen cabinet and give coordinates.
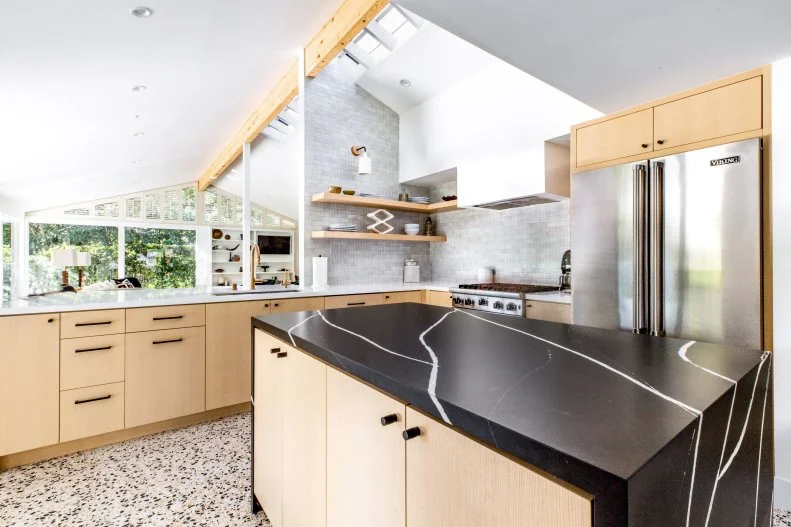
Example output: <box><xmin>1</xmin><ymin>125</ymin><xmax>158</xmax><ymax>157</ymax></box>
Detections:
<box><xmin>524</xmin><ymin>300</ymin><xmax>571</xmax><ymax>324</ymax></box>
<box><xmin>424</xmin><ymin>290</ymin><xmax>453</xmax><ymax>308</ymax></box>
<box><xmin>325</xmin><ymin>293</ymin><xmax>384</xmax><ymax>309</ymax></box>
<box><xmin>327</xmin><ymin>368</ymin><xmax>405</xmax><ymax>527</ymax></box>
<box><xmin>206</xmin><ymin>300</ymin><xmax>271</xmax><ymax>410</ymax></box>
<box><xmin>59</xmin><ymin>382</ymin><xmax>125</xmax><ymax>442</ymax></box>
<box><xmin>270</xmin><ymin>296</ymin><xmax>325</xmax><ymax>314</ymax></box>
<box><xmin>125</xmin><ymin>326</ymin><xmax>206</xmax><ymax>428</ymax></box>
<box><xmin>383</xmin><ymin>290</ymin><xmax>422</xmax><ymax>304</ymax></box>
<box><xmin>405</xmin><ymin>407</ymin><xmax>591</xmax><ymax>527</ymax></box>
<box><xmin>0</xmin><ymin>314</ymin><xmax>60</xmax><ymax>456</ymax></box>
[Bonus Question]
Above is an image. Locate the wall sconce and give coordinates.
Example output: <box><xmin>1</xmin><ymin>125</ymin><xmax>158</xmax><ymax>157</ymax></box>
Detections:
<box><xmin>351</xmin><ymin>145</ymin><xmax>372</xmax><ymax>175</ymax></box>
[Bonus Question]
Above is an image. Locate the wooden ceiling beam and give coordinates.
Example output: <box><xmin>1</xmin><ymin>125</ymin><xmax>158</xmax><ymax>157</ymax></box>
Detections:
<box><xmin>305</xmin><ymin>0</ymin><xmax>389</xmax><ymax>78</ymax></box>
<box><xmin>197</xmin><ymin>60</ymin><xmax>299</xmax><ymax>191</ymax></box>
<box><xmin>197</xmin><ymin>0</ymin><xmax>389</xmax><ymax>190</ymax></box>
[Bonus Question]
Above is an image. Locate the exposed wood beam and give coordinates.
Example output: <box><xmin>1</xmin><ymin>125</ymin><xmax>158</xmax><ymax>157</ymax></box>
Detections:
<box><xmin>304</xmin><ymin>0</ymin><xmax>389</xmax><ymax>78</ymax></box>
<box><xmin>197</xmin><ymin>60</ymin><xmax>299</xmax><ymax>191</ymax></box>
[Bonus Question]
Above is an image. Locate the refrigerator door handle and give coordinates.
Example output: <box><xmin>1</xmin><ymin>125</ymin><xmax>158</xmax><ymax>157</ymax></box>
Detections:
<box><xmin>650</xmin><ymin>161</ymin><xmax>665</xmax><ymax>337</ymax></box>
<box><xmin>633</xmin><ymin>164</ymin><xmax>648</xmax><ymax>334</ymax></box>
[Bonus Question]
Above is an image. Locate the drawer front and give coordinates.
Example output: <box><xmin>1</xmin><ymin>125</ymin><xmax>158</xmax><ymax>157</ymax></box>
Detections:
<box><xmin>524</xmin><ymin>301</ymin><xmax>571</xmax><ymax>324</ymax></box>
<box><xmin>425</xmin><ymin>290</ymin><xmax>453</xmax><ymax>308</ymax></box>
<box><xmin>60</xmin><ymin>382</ymin><xmax>125</xmax><ymax>442</ymax></box>
<box><xmin>61</xmin><ymin>310</ymin><xmax>126</xmax><ymax>339</ymax></box>
<box><xmin>270</xmin><ymin>296</ymin><xmax>325</xmax><ymax>314</ymax></box>
<box><xmin>125</xmin><ymin>327</ymin><xmax>206</xmax><ymax>428</ymax></box>
<box><xmin>576</xmin><ymin>108</ymin><xmax>654</xmax><ymax>167</ymax></box>
<box><xmin>653</xmin><ymin>76</ymin><xmax>762</xmax><ymax>151</ymax></box>
<box><xmin>126</xmin><ymin>304</ymin><xmax>206</xmax><ymax>333</ymax></box>
<box><xmin>60</xmin><ymin>334</ymin><xmax>125</xmax><ymax>391</ymax></box>
<box><xmin>383</xmin><ymin>291</ymin><xmax>422</xmax><ymax>304</ymax></box>
<box><xmin>324</xmin><ymin>294</ymin><xmax>385</xmax><ymax>310</ymax></box>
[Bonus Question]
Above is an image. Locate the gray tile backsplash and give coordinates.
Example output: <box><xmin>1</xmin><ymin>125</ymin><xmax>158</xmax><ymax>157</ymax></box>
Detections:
<box><xmin>303</xmin><ymin>61</ymin><xmax>431</xmax><ymax>286</ymax></box>
<box><xmin>429</xmin><ymin>182</ymin><xmax>570</xmax><ymax>285</ymax></box>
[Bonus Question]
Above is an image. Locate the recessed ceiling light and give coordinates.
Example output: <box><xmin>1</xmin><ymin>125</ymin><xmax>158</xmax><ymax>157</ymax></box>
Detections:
<box><xmin>133</xmin><ymin>159</ymin><xmax>142</xmax><ymax>164</ymax></box>
<box><xmin>134</xmin><ymin>114</ymin><xmax>141</xmax><ymax>119</ymax></box>
<box><xmin>130</xmin><ymin>6</ymin><xmax>153</xmax><ymax>18</ymax></box>
<box><xmin>133</xmin><ymin>132</ymin><xmax>145</xmax><ymax>137</ymax></box>
<box><xmin>400</xmin><ymin>79</ymin><xmax>412</xmax><ymax>88</ymax></box>
<box><xmin>132</xmin><ymin>85</ymin><xmax>147</xmax><ymax>92</ymax></box>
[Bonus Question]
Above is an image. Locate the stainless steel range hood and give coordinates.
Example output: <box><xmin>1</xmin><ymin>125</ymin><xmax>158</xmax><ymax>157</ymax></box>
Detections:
<box><xmin>457</xmin><ymin>139</ymin><xmax>570</xmax><ymax>209</ymax></box>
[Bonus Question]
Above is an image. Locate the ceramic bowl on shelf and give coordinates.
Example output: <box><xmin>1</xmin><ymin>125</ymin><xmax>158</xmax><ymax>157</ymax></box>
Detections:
<box><xmin>212</xmin><ymin>229</ymin><xmax>223</xmax><ymax>239</ymax></box>
<box><xmin>328</xmin><ymin>186</ymin><xmax>342</xmax><ymax>194</ymax></box>
<box><xmin>342</xmin><ymin>189</ymin><xmax>356</xmax><ymax>195</ymax></box>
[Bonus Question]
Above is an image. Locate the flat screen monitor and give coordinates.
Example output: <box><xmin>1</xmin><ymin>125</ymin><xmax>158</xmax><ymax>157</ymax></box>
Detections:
<box><xmin>257</xmin><ymin>234</ymin><xmax>291</xmax><ymax>255</ymax></box>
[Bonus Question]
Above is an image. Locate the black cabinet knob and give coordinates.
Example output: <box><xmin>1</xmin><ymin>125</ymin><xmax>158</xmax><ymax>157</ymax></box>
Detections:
<box><xmin>380</xmin><ymin>414</ymin><xmax>398</xmax><ymax>426</ymax></box>
<box><xmin>641</xmin><ymin>143</ymin><xmax>649</xmax><ymax>148</ymax></box>
<box><xmin>276</xmin><ymin>352</ymin><xmax>288</xmax><ymax>358</ymax></box>
<box><xmin>47</xmin><ymin>318</ymin><xmax>55</xmax><ymax>323</ymax></box>
<box><xmin>270</xmin><ymin>347</ymin><xmax>281</xmax><ymax>354</ymax></box>
<box><xmin>402</xmin><ymin>427</ymin><xmax>421</xmax><ymax>440</ymax></box>
<box><xmin>657</xmin><ymin>139</ymin><xmax>665</xmax><ymax>145</ymax></box>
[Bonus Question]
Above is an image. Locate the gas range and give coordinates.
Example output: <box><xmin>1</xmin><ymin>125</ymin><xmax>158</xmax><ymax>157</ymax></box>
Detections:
<box><xmin>449</xmin><ymin>283</ymin><xmax>559</xmax><ymax>316</ymax></box>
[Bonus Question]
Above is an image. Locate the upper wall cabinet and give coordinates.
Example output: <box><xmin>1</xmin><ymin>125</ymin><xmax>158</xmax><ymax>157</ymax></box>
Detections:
<box><xmin>575</xmin><ymin>109</ymin><xmax>654</xmax><ymax>167</ymax></box>
<box><xmin>653</xmin><ymin>76</ymin><xmax>762</xmax><ymax>151</ymax></box>
<box><xmin>573</xmin><ymin>69</ymin><xmax>766</xmax><ymax>171</ymax></box>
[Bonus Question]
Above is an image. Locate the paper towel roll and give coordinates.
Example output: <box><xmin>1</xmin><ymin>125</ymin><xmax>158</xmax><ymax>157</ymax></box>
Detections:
<box><xmin>313</xmin><ymin>256</ymin><xmax>328</xmax><ymax>288</ymax></box>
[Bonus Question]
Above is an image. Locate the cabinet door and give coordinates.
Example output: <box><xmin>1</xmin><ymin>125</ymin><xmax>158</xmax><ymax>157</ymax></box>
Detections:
<box><xmin>206</xmin><ymin>301</ymin><xmax>271</xmax><ymax>410</ymax></box>
<box><xmin>282</xmin><ymin>347</ymin><xmax>326</xmax><ymax>527</ymax></box>
<box><xmin>0</xmin><ymin>314</ymin><xmax>60</xmax><ymax>456</ymax></box>
<box><xmin>270</xmin><ymin>296</ymin><xmax>325</xmax><ymax>314</ymax></box>
<box><xmin>405</xmin><ymin>407</ymin><xmax>592</xmax><ymax>527</ymax></box>
<box><xmin>324</xmin><ymin>293</ymin><xmax>384</xmax><ymax>309</ymax></box>
<box><xmin>653</xmin><ymin>76</ymin><xmax>762</xmax><ymax>151</ymax></box>
<box><xmin>425</xmin><ymin>290</ymin><xmax>453</xmax><ymax>308</ymax></box>
<box><xmin>253</xmin><ymin>330</ymin><xmax>284</xmax><ymax>527</ymax></box>
<box><xmin>383</xmin><ymin>291</ymin><xmax>422</xmax><ymax>304</ymax></box>
<box><xmin>125</xmin><ymin>327</ymin><xmax>206</xmax><ymax>428</ymax></box>
<box><xmin>576</xmin><ymin>108</ymin><xmax>653</xmax><ymax>167</ymax></box>
<box><xmin>327</xmin><ymin>368</ymin><xmax>405</xmax><ymax>527</ymax></box>
<box><xmin>524</xmin><ymin>301</ymin><xmax>571</xmax><ymax>324</ymax></box>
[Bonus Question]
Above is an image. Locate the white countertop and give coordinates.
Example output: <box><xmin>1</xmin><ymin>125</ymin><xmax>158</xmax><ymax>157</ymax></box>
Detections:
<box><xmin>0</xmin><ymin>282</ymin><xmax>453</xmax><ymax>316</ymax></box>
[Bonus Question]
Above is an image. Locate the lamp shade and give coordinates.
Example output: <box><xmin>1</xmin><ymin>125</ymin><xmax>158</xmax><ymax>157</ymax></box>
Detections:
<box><xmin>76</xmin><ymin>252</ymin><xmax>92</xmax><ymax>267</ymax></box>
<box><xmin>50</xmin><ymin>248</ymin><xmax>77</xmax><ymax>268</ymax></box>
<box><xmin>357</xmin><ymin>151</ymin><xmax>372</xmax><ymax>175</ymax></box>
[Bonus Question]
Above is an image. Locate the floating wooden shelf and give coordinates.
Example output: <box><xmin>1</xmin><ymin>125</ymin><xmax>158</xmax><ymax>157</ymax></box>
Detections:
<box><xmin>311</xmin><ymin>192</ymin><xmax>458</xmax><ymax>213</ymax></box>
<box><xmin>312</xmin><ymin>231</ymin><xmax>446</xmax><ymax>242</ymax></box>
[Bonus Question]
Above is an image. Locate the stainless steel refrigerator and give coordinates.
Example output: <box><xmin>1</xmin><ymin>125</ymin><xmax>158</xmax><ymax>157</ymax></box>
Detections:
<box><xmin>571</xmin><ymin>138</ymin><xmax>763</xmax><ymax>349</ymax></box>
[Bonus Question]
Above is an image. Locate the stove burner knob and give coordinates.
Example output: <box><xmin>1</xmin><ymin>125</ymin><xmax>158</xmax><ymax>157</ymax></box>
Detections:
<box><xmin>465</xmin><ymin>298</ymin><xmax>475</xmax><ymax>306</ymax></box>
<box><xmin>493</xmin><ymin>301</ymin><xmax>504</xmax><ymax>310</ymax></box>
<box><xmin>453</xmin><ymin>297</ymin><xmax>463</xmax><ymax>305</ymax></box>
<box><xmin>506</xmin><ymin>302</ymin><xmax>517</xmax><ymax>311</ymax></box>
<box><xmin>478</xmin><ymin>298</ymin><xmax>488</xmax><ymax>306</ymax></box>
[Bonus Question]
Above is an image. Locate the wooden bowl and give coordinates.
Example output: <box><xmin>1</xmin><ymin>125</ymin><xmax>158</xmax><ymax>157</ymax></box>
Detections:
<box><xmin>212</xmin><ymin>229</ymin><xmax>223</xmax><ymax>239</ymax></box>
<box><xmin>342</xmin><ymin>190</ymin><xmax>356</xmax><ymax>195</ymax></box>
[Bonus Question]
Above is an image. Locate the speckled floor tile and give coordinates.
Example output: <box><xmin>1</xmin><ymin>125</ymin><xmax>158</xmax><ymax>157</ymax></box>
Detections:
<box><xmin>0</xmin><ymin>413</ymin><xmax>270</xmax><ymax>527</ymax></box>
<box><xmin>776</xmin><ymin>509</ymin><xmax>791</xmax><ymax>526</ymax></box>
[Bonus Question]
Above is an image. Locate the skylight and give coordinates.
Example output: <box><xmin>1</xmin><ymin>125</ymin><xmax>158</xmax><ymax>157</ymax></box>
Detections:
<box><xmin>377</xmin><ymin>5</ymin><xmax>409</xmax><ymax>34</ymax></box>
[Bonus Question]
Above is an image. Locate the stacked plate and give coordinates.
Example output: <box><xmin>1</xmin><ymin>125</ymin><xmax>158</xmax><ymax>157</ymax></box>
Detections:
<box><xmin>407</xmin><ymin>196</ymin><xmax>430</xmax><ymax>204</ymax></box>
<box><xmin>328</xmin><ymin>223</ymin><xmax>357</xmax><ymax>232</ymax></box>
<box><xmin>358</xmin><ymin>192</ymin><xmax>380</xmax><ymax>198</ymax></box>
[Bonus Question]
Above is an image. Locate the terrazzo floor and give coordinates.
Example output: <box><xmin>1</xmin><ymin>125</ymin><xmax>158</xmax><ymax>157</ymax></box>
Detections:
<box><xmin>0</xmin><ymin>411</ymin><xmax>789</xmax><ymax>526</ymax></box>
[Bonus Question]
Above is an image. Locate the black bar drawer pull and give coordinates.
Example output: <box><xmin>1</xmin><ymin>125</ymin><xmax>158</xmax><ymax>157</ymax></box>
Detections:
<box><xmin>153</xmin><ymin>315</ymin><xmax>184</xmax><ymax>321</ymax></box>
<box><xmin>75</xmin><ymin>321</ymin><xmax>112</xmax><ymax>327</ymax></box>
<box><xmin>75</xmin><ymin>395</ymin><xmax>111</xmax><ymax>405</ymax></box>
<box><xmin>403</xmin><ymin>427</ymin><xmax>421</xmax><ymax>440</ymax></box>
<box><xmin>347</xmin><ymin>302</ymin><xmax>366</xmax><ymax>306</ymax></box>
<box><xmin>153</xmin><ymin>338</ymin><xmax>183</xmax><ymax>345</ymax></box>
<box><xmin>270</xmin><ymin>347</ymin><xmax>281</xmax><ymax>354</ymax></box>
<box><xmin>381</xmin><ymin>414</ymin><xmax>398</xmax><ymax>426</ymax></box>
<box><xmin>75</xmin><ymin>346</ymin><xmax>113</xmax><ymax>354</ymax></box>
<box><xmin>276</xmin><ymin>352</ymin><xmax>288</xmax><ymax>358</ymax></box>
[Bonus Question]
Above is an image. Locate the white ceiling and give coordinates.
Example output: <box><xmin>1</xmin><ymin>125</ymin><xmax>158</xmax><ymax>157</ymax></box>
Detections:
<box><xmin>356</xmin><ymin>23</ymin><xmax>497</xmax><ymax>114</ymax></box>
<box><xmin>0</xmin><ymin>0</ymin><xmax>338</xmax><ymax>213</ymax></box>
<box><xmin>396</xmin><ymin>0</ymin><xmax>791</xmax><ymax>113</ymax></box>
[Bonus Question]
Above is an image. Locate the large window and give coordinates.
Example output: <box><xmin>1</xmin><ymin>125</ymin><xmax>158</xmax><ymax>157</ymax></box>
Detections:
<box><xmin>124</xmin><ymin>227</ymin><xmax>196</xmax><ymax>289</ymax></box>
<box><xmin>28</xmin><ymin>223</ymin><xmax>119</xmax><ymax>293</ymax></box>
<box><xmin>2</xmin><ymin>222</ymin><xmax>11</xmax><ymax>302</ymax></box>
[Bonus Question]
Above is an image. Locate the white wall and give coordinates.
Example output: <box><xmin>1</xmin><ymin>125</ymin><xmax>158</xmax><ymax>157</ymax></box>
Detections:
<box><xmin>398</xmin><ymin>60</ymin><xmax>601</xmax><ymax>182</ymax></box>
<box><xmin>773</xmin><ymin>56</ymin><xmax>791</xmax><ymax>508</ymax></box>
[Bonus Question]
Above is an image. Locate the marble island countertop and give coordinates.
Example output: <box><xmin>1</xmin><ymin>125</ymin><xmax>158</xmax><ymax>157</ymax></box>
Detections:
<box><xmin>0</xmin><ymin>282</ymin><xmax>454</xmax><ymax>316</ymax></box>
<box><xmin>253</xmin><ymin>303</ymin><xmax>772</xmax><ymax>527</ymax></box>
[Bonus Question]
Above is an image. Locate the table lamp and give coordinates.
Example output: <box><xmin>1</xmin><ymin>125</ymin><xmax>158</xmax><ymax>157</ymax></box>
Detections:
<box><xmin>50</xmin><ymin>248</ymin><xmax>77</xmax><ymax>289</ymax></box>
<box><xmin>76</xmin><ymin>252</ymin><xmax>92</xmax><ymax>290</ymax></box>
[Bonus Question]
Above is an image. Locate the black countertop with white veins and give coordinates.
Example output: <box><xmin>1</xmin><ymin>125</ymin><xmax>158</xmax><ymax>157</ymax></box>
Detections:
<box><xmin>252</xmin><ymin>303</ymin><xmax>773</xmax><ymax>527</ymax></box>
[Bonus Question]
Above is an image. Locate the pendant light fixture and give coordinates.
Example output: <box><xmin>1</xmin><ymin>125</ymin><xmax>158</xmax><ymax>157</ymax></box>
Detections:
<box><xmin>351</xmin><ymin>145</ymin><xmax>372</xmax><ymax>175</ymax></box>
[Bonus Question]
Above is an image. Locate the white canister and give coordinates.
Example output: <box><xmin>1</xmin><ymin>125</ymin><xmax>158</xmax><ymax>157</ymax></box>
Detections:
<box><xmin>404</xmin><ymin>258</ymin><xmax>420</xmax><ymax>283</ymax></box>
<box><xmin>313</xmin><ymin>256</ymin><xmax>328</xmax><ymax>288</ymax></box>
<box><xmin>477</xmin><ymin>267</ymin><xmax>495</xmax><ymax>283</ymax></box>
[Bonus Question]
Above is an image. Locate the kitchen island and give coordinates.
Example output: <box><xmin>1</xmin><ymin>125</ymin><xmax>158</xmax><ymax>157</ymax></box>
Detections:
<box><xmin>252</xmin><ymin>303</ymin><xmax>772</xmax><ymax>527</ymax></box>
